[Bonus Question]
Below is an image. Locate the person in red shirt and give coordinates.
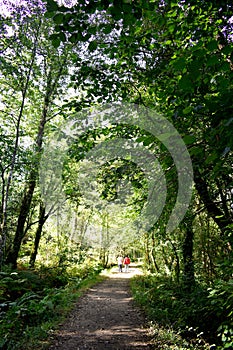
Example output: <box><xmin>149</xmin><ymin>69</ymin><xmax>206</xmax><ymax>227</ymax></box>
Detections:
<box><xmin>123</xmin><ymin>256</ymin><xmax>130</xmax><ymax>272</ymax></box>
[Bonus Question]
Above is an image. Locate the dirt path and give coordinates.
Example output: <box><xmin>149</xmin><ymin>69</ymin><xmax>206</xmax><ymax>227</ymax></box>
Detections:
<box><xmin>48</xmin><ymin>266</ymin><xmax>154</xmax><ymax>350</ymax></box>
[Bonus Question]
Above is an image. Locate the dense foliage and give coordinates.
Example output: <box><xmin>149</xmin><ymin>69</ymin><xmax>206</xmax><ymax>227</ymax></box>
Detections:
<box><xmin>0</xmin><ymin>263</ymin><xmax>103</xmax><ymax>349</ymax></box>
<box><xmin>0</xmin><ymin>0</ymin><xmax>232</xmax><ymax>348</ymax></box>
<box><xmin>131</xmin><ymin>274</ymin><xmax>233</xmax><ymax>349</ymax></box>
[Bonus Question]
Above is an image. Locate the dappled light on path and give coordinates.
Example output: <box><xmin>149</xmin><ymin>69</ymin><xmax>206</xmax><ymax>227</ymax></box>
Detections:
<box><xmin>49</xmin><ymin>265</ymin><xmax>153</xmax><ymax>349</ymax></box>
<box><xmin>101</xmin><ymin>263</ymin><xmax>144</xmax><ymax>279</ymax></box>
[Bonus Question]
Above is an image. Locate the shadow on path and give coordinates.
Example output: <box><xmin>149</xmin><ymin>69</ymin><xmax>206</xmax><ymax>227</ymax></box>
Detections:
<box><xmin>49</xmin><ymin>266</ymin><xmax>153</xmax><ymax>350</ymax></box>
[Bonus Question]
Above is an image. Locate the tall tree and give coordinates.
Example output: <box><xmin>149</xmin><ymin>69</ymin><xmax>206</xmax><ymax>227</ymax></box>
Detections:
<box><xmin>1</xmin><ymin>4</ymin><xmax>71</xmax><ymax>267</ymax></box>
<box><xmin>0</xmin><ymin>15</ymin><xmax>43</xmax><ymax>265</ymax></box>
<box><xmin>45</xmin><ymin>0</ymin><xmax>233</xmax><ymax>283</ymax></box>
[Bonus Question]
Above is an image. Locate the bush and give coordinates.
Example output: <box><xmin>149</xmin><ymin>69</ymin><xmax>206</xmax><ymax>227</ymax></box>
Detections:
<box><xmin>130</xmin><ymin>274</ymin><xmax>227</xmax><ymax>348</ymax></box>
<box><xmin>0</xmin><ymin>262</ymin><xmax>104</xmax><ymax>349</ymax></box>
<box><xmin>0</xmin><ymin>270</ymin><xmax>44</xmax><ymax>302</ymax></box>
<box><xmin>208</xmin><ymin>279</ymin><xmax>233</xmax><ymax>349</ymax></box>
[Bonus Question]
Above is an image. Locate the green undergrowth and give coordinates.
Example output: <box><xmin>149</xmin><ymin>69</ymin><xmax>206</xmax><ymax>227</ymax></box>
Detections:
<box><xmin>0</xmin><ymin>263</ymin><xmax>105</xmax><ymax>350</ymax></box>
<box><xmin>130</xmin><ymin>274</ymin><xmax>233</xmax><ymax>350</ymax></box>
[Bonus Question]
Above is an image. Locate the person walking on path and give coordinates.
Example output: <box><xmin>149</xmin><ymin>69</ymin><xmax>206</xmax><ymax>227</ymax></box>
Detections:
<box><xmin>124</xmin><ymin>256</ymin><xmax>130</xmax><ymax>272</ymax></box>
<box><xmin>117</xmin><ymin>255</ymin><xmax>124</xmax><ymax>272</ymax></box>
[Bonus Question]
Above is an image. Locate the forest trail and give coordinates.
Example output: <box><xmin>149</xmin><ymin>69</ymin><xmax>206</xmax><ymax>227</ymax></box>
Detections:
<box><xmin>48</xmin><ymin>265</ymin><xmax>154</xmax><ymax>350</ymax></box>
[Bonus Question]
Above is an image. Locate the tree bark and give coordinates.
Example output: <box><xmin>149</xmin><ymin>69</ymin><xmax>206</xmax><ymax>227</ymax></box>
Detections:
<box><xmin>6</xmin><ymin>170</ymin><xmax>37</xmax><ymax>268</ymax></box>
<box><xmin>29</xmin><ymin>202</ymin><xmax>47</xmax><ymax>268</ymax></box>
<box><xmin>150</xmin><ymin>232</ymin><xmax>160</xmax><ymax>273</ymax></box>
<box><xmin>6</xmin><ymin>76</ymin><xmax>50</xmax><ymax>268</ymax></box>
<box><xmin>168</xmin><ymin>239</ymin><xmax>180</xmax><ymax>283</ymax></box>
<box><xmin>0</xmin><ymin>22</ymin><xmax>41</xmax><ymax>267</ymax></box>
<box><xmin>5</xmin><ymin>50</ymin><xmax>68</xmax><ymax>268</ymax></box>
<box><xmin>182</xmin><ymin>214</ymin><xmax>195</xmax><ymax>290</ymax></box>
<box><xmin>194</xmin><ymin>168</ymin><xmax>233</xmax><ymax>247</ymax></box>
<box><xmin>143</xmin><ymin>232</ymin><xmax>152</xmax><ymax>269</ymax></box>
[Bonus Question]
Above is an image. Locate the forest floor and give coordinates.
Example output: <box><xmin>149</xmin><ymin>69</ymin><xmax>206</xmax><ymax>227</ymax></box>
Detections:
<box><xmin>48</xmin><ymin>265</ymin><xmax>154</xmax><ymax>350</ymax></box>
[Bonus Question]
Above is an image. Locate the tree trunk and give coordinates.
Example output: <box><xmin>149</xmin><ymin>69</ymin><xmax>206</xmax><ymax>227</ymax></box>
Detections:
<box><xmin>6</xmin><ymin>170</ymin><xmax>37</xmax><ymax>268</ymax></box>
<box><xmin>150</xmin><ymin>232</ymin><xmax>160</xmax><ymax>273</ymax></box>
<box><xmin>143</xmin><ymin>232</ymin><xmax>152</xmax><ymax>270</ymax></box>
<box><xmin>168</xmin><ymin>239</ymin><xmax>180</xmax><ymax>283</ymax></box>
<box><xmin>5</xmin><ymin>62</ymin><xmax>65</xmax><ymax>268</ymax></box>
<box><xmin>194</xmin><ymin>169</ymin><xmax>233</xmax><ymax>247</ymax></box>
<box><xmin>0</xmin><ymin>22</ymin><xmax>41</xmax><ymax>268</ymax></box>
<box><xmin>182</xmin><ymin>214</ymin><xmax>195</xmax><ymax>290</ymax></box>
<box><xmin>6</xmin><ymin>106</ymin><xmax>47</xmax><ymax>267</ymax></box>
<box><xmin>29</xmin><ymin>202</ymin><xmax>47</xmax><ymax>268</ymax></box>
<box><xmin>0</xmin><ymin>169</ymin><xmax>6</xmax><ymax>268</ymax></box>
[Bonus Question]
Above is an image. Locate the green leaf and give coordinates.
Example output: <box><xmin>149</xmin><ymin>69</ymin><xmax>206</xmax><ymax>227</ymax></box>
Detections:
<box><xmin>189</xmin><ymin>146</ymin><xmax>203</xmax><ymax>157</ymax></box>
<box><xmin>88</xmin><ymin>26</ymin><xmax>97</xmax><ymax>35</ymax></box>
<box><xmin>178</xmin><ymin>75</ymin><xmax>193</xmax><ymax>91</ymax></box>
<box><xmin>59</xmin><ymin>32</ymin><xmax>66</xmax><ymax>42</ymax></box>
<box><xmin>47</xmin><ymin>0</ymin><xmax>59</xmax><ymax>12</ymax></box>
<box><xmin>207</xmin><ymin>40</ymin><xmax>218</xmax><ymax>51</ymax></box>
<box><xmin>88</xmin><ymin>41</ymin><xmax>98</xmax><ymax>51</ymax></box>
<box><xmin>182</xmin><ymin>106</ymin><xmax>192</xmax><ymax>115</ymax></box>
<box><xmin>167</xmin><ymin>9</ymin><xmax>177</xmax><ymax>17</ymax></box>
<box><xmin>193</xmin><ymin>48</ymin><xmax>206</xmax><ymax>57</ymax></box>
<box><xmin>52</xmin><ymin>38</ymin><xmax>61</xmax><ymax>48</ymax></box>
<box><xmin>172</xmin><ymin>57</ymin><xmax>186</xmax><ymax>71</ymax></box>
<box><xmin>136</xmin><ymin>136</ymin><xmax>146</xmax><ymax>143</ymax></box>
<box><xmin>183</xmin><ymin>135</ymin><xmax>196</xmax><ymax>145</ymax></box>
<box><xmin>110</xmin><ymin>6</ymin><xmax>123</xmax><ymax>21</ymax></box>
<box><xmin>222</xmin><ymin>45</ymin><xmax>232</xmax><ymax>55</ymax></box>
<box><xmin>49</xmin><ymin>34</ymin><xmax>61</xmax><ymax>48</ymax></box>
<box><xmin>142</xmin><ymin>135</ymin><xmax>155</xmax><ymax>146</ymax></box>
<box><xmin>103</xmin><ymin>25</ymin><xmax>112</xmax><ymax>35</ymax></box>
<box><xmin>168</xmin><ymin>24</ymin><xmax>176</xmax><ymax>33</ymax></box>
<box><xmin>69</xmin><ymin>33</ymin><xmax>77</xmax><ymax>43</ymax></box>
<box><xmin>189</xmin><ymin>60</ymin><xmax>202</xmax><ymax>76</ymax></box>
<box><xmin>44</xmin><ymin>11</ymin><xmax>54</xmax><ymax>19</ymax></box>
<box><xmin>216</xmin><ymin>76</ymin><xmax>229</xmax><ymax>88</ymax></box>
<box><xmin>206</xmin><ymin>55</ymin><xmax>219</xmax><ymax>66</ymax></box>
<box><xmin>53</xmin><ymin>13</ymin><xmax>64</xmax><ymax>25</ymax></box>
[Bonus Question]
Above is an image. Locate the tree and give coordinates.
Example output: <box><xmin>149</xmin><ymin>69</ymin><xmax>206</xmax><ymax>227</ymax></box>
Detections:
<box><xmin>45</xmin><ymin>0</ymin><xmax>232</xmax><ymax>285</ymax></box>
<box><xmin>0</xmin><ymin>4</ymin><xmax>72</xmax><ymax>267</ymax></box>
<box><xmin>0</xmin><ymin>16</ymin><xmax>43</xmax><ymax>265</ymax></box>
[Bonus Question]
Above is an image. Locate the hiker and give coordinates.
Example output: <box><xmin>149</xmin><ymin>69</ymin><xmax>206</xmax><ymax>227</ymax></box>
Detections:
<box><xmin>123</xmin><ymin>256</ymin><xmax>130</xmax><ymax>272</ymax></box>
<box><xmin>117</xmin><ymin>255</ymin><xmax>124</xmax><ymax>272</ymax></box>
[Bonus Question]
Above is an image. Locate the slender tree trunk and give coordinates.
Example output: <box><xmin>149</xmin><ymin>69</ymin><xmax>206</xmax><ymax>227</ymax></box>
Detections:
<box><xmin>151</xmin><ymin>251</ymin><xmax>160</xmax><ymax>273</ymax></box>
<box><xmin>169</xmin><ymin>239</ymin><xmax>180</xmax><ymax>283</ymax></box>
<box><xmin>151</xmin><ymin>232</ymin><xmax>160</xmax><ymax>273</ymax></box>
<box><xmin>6</xmin><ymin>77</ymin><xmax>50</xmax><ymax>268</ymax></box>
<box><xmin>0</xmin><ymin>168</ymin><xmax>6</xmax><ymax>268</ymax></box>
<box><xmin>5</xmin><ymin>50</ymin><xmax>68</xmax><ymax>268</ymax></box>
<box><xmin>6</xmin><ymin>170</ymin><xmax>37</xmax><ymax>268</ymax></box>
<box><xmin>143</xmin><ymin>232</ymin><xmax>151</xmax><ymax>269</ymax></box>
<box><xmin>99</xmin><ymin>213</ymin><xmax>109</xmax><ymax>267</ymax></box>
<box><xmin>216</xmin><ymin>179</ymin><xmax>231</xmax><ymax>221</ymax></box>
<box><xmin>105</xmin><ymin>214</ymin><xmax>109</xmax><ymax>268</ymax></box>
<box><xmin>0</xmin><ymin>22</ymin><xmax>41</xmax><ymax>267</ymax></box>
<box><xmin>182</xmin><ymin>214</ymin><xmax>195</xmax><ymax>290</ymax></box>
<box><xmin>5</xmin><ymin>116</ymin><xmax>46</xmax><ymax>268</ymax></box>
<box><xmin>29</xmin><ymin>202</ymin><xmax>47</xmax><ymax>268</ymax></box>
<box><xmin>161</xmin><ymin>245</ymin><xmax>174</xmax><ymax>274</ymax></box>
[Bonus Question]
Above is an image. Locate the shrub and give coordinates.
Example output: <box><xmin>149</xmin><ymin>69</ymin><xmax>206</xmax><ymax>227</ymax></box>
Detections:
<box><xmin>208</xmin><ymin>279</ymin><xmax>233</xmax><ymax>349</ymax></box>
<box><xmin>130</xmin><ymin>274</ymin><xmax>224</xmax><ymax>348</ymax></box>
<box><xmin>0</xmin><ymin>262</ymin><xmax>104</xmax><ymax>349</ymax></box>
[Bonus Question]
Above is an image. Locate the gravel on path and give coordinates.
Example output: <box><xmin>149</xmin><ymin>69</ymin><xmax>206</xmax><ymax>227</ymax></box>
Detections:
<box><xmin>48</xmin><ymin>266</ymin><xmax>154</xmax><ymax>350</ymax></box>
